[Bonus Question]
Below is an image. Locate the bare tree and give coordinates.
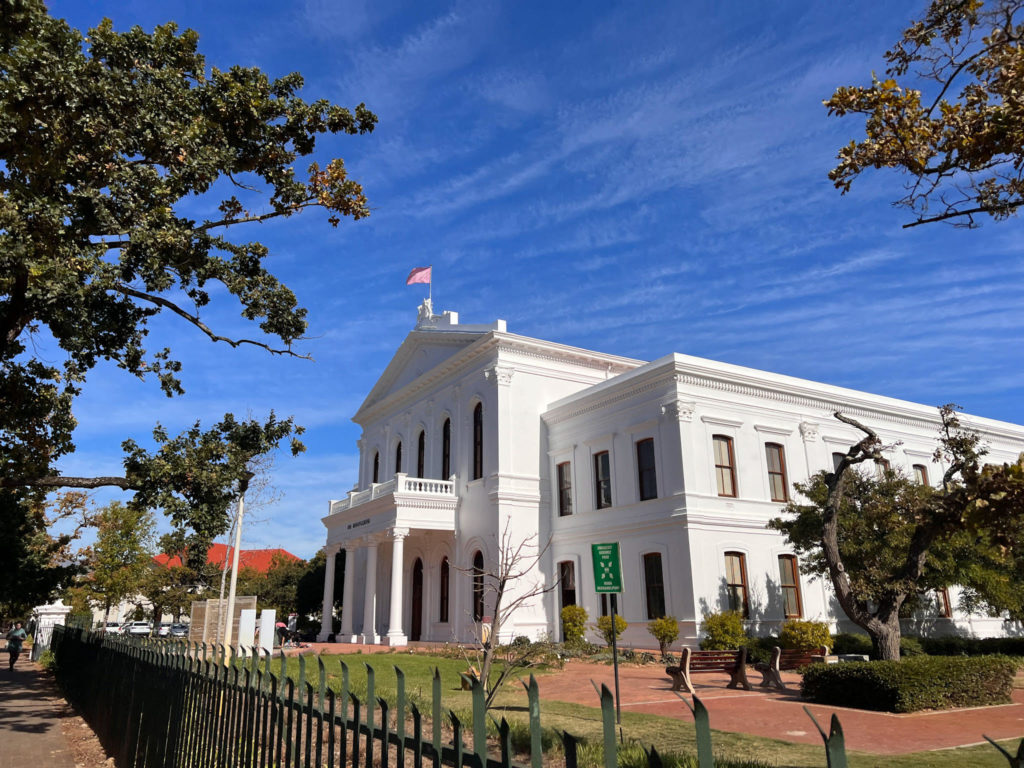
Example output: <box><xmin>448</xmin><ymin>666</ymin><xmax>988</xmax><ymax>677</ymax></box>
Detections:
<box><xmin>460</xmin><ymin>521</ymin><xmax>557</xmax><ymax>710</ymax></box>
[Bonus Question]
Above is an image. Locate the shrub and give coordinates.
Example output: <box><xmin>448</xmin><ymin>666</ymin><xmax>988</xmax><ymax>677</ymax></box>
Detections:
<box><xmin>900</xmin><ymin>636</ymin><xmax>925</xmax><ymax>657</ymax></box>
<box><xmin>921</xmin><ymin>636</ymin><xmax>1024</xmax><ymax>656</ymax></box>
<box><xmin>746</xmin><ymin>635</ymin><xmax>779</xmax><ymax>666</ymax></box>
<box><xmin>561</xmin><ymin>605</ymin><xmax>588</xmax><ymax>646</ymax></box>
<box><xmin>801</xmin><ymin>655</ymin><xmax>1016</xmax><ymax>712</ymax></box>
<box><xmin>699</xmin><ymin>611</ymin><xmax>746</xmax><ymax>650</ymax></box>
<box><xmin>647</xmin><ymin>616</ymin><xmax>679</xmax><ymax>659</ymax></box>
<box><xmin>831</xmin><ymin>632</ymin><xmax>873</xmax><ymax>656</ymax></box>
<box><xmin>779</xmin><ymin>620</ymin><xmax>831</xmax><ymax>651</ymax></box>
<box><xmin>596</xmin><ymin>614</ymin><xmax>627</xmax><ymax>646</ymax></box>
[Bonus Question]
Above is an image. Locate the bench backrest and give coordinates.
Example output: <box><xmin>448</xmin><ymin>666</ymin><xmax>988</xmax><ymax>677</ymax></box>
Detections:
<box><xmin>773</xmin><ymin>646</ymin><xmax>829</xmax><ymax>669</ymax></box>
<box><xmin>685</xmin><ymin>647</ymin><xmax>746</xmax><ymax>671</ymax></box>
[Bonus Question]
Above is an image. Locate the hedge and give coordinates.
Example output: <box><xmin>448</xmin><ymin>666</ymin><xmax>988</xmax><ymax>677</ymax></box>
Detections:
<box><xmin>920</xmin><ymin>635</ymin><xmax>1024</xmax><ymax>657</ymax></box>
<box><xmin>800</xmin><ymin>655</ymin><xmax>1017</xmax><ymax>713</ymax></box>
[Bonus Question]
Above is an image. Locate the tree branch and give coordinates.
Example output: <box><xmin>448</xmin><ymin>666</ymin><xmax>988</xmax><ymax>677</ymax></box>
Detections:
<box><xmin>112</xmin><ymin>284</ymin><xmax>313</xmax><ymax>359</ymax></box>
<box><xmin>1</xmin><ymin>475</ymin><xmax>135</xmax><ymax>490</ymax></box>
<box><xmin>197</xmin><ymin>203</ymin><xmax>317</xmax><ymax>232</ymax></box>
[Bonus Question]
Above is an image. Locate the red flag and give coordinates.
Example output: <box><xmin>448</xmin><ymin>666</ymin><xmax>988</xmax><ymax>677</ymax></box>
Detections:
<box><xmin>406</xmin><ymin>266</ymin><xmax>432</xmax><ymax>285</ymax></box>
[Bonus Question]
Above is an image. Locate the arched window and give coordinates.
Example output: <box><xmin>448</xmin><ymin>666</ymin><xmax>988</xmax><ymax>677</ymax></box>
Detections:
<box><xmin>472</xmin><ymin>550</ymin><xmax>485</xmax><ymax>621</ymax></box>
<box><xmin>441</xmin><ymin>418</ymin><xmax>451</xmax><ymax>479</ymax></box>
<box><xmin>472</xmin><ymin>403</ymin><xmax>483</xmax><ymax>480</ymax></box>
<box><xmin>417</xmin><ymin>430</ymin><xmax>426</xmax><ymax>479</ymax></box>
<box><xmin>372</xmin><ymin>452</ymin><xmax>380</xmax><ymax>484</ymax></box>
<box><xmin>395</xmin><ymin>441</ymin><xmax>403</xmax><ymax>474</ymax></box>
<box><xmin>439</xmin><ymin>557</ymin><xmax>450</xmax><ymax>622</ymax></box>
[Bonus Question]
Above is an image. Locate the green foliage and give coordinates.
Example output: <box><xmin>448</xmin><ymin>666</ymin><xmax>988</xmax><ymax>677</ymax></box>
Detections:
<box><xmin>831</xmin><ymin>633</ymin><xmax>873</xmax><ymax>656</ymax></box>
<box><xmin>900</xmin><ymin>636</ymin><xmax>925</xmax><ymax>657</ymax></box>
<box><xmin>37</xmin><ymin>648</ymin><xmax>55</xmax><ymax>670</ymax></box>
<box><xmin>647</xmin><ymin>615</ymin><xmax>679</xmax><ymax>659</ymax></box>
<box><xmin>596</xmin><ymin>614</ymin><xmax>627</xmax><ymax>646</ymax></box>
<box><xmin>801</xmin><ymin>655</ymin><xmax>1017</xmax><ymax>713</ymax></box>
<box><xmin>73</xmin><ymin>501</ymin><xmax>154</xmax><ymax>619</ymax></box>
<box><xmin>699</xmin><ymin>611</ymin><xmax>746</xmax><ymax>650</ymax></box>
<box><xmin>0</xmin><ymin>1</ymin><xmax>376</xmax><ymax>603</ymax></box>
<box><xmin>561</xmin><ymin>604</ymin><xmax>588</xmax><ymax>645</ymax></box>
<box><xmin>779</xmin><ymin>619</ymin><xmax>831</xmax><ymax>651</ymax></box>
<box><xmin>296</xmin><ymin>547</ymin><xmax>345</xmax><ymax>620</ymax></box>
<box><xmin>921</xmin><ymin>635</ymin><xmax>1024</xmax><ymax>657</ymax></box>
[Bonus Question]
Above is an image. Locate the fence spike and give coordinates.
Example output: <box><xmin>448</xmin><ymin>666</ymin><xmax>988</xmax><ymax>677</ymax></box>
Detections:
<box><xmin>803</xmin><ymin>706</ymin><xmax>848</xmax><ymax>768</ymax></box>
<box><xmin>595</xmin><ymin>682</ymin><xmax>616</xmax><ymax>768</ymax></box>
<box><xmin>562</xmin><ymin>731</ymin><xmax>579</xmax><ymax>768</ymax></box>
<box><xmin>450</xmin><ymin>710</ymin><xmax>464</xmax><ymax>768</ymax></box>
<box><xmin>379</xmin><ymin>698</ymin><xmax>391</xmax><ymax>768</ymax></box>
<box><xmin>470</xmin><ymin>673</ymin><xmax>486</xmax><ymax>766</ymax></box>
<box><xmin>644</xmin><ymin>745</ymin><xmax>663</xmax><ymax>768</ymax></box>
<box><xmin>677</xmin><ymin>694</ymin><xmax>714</xmax><ymax>768</ymax></box>
<box><xmin>411</xmin><ymin>703</ymin><xmax>423</xmax><ymax>768</ymax></box>
<box><xmin>365</xmin><ymin>664</ymin><xmax>376</xmax><ymax>768</ymax></box>
<box><xmin>341</xmin><ymin>658</ymin><xmax>351</xmax><ymax>724</ymax></box>
<box><xmin>319</xmin><ymin>654</ymin><xmax>327</xmax><ymax>712</ymax></box>
<box><xmin>524</xmin><ymin>674</ymin><xmax>542</xmax><ymax>768</ymax></box>
<box><xmin>432</xmin><ymin>667</ymin><xmax>442</xmax><ymax>759</ymax></box>
<box><xmin>395</xmin><ymin>665</ymin><xmax>407</xmax><ymax>764</ymax></box>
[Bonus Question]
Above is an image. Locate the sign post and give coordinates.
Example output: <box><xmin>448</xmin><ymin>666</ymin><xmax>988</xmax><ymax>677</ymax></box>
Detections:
<box><xmin>591</xmin><ymin>542</ymin><xmax>623</xmax><ymax>725</ymax></box>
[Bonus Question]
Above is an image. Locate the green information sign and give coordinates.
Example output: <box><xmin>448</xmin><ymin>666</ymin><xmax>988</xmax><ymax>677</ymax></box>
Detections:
<box><xmin>591</xmin><ymin>542</ymin><xmax>623</xmax><ymax>593</ymax></box>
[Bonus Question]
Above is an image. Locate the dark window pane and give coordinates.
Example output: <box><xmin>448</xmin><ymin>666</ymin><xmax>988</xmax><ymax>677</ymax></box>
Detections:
<box><xmin>557</xmin><ymin>462</ymin><xmax>573</xmax><ymax>516</ymax></box>
<box><xmin>417</xmin><ymin>431</ymin><xmax>425</xmax><ymax>478</ymax></box>
<box><xmin>559</xmin><ymin>561</ymin><xmax>576</xmax><ymax>609</ymax></box>
<box><xmin>594</xmin><ymin>451</ymin><xmax>612</xmax><ymax>509</ymax></box>
<box><xmin>713</xmin><ymin>436</ymin><xmax>736</xmax><ymax>497</ymax></box>
<box><xmin>643</xmin><ymin>552</ymin><xmax>666</xmax><ymax>619</ymax></box>
<box><xmin>439</xmin><ymin>557</ymin><xmax>450</xmax><ymax>622</ymax></box>
<box><xmin>441</xmin><ymin>419</ymin><xmax>451</xmax><ymax>479</ymax></box>
<box><xmin>724</xmin><ymin>552</ymin><xmax>748</xmax><ymax>618</ymax></box>
<box><xmin>472</xmin><ymin>404</ymin><xmax>483</xmax><ymax>480</ymax></box>
<box><xmin>637</xmin><ymin>438</ymin><xmax>657</xmax><ymax>501</ymax></box>
<box><xmin>395</xmin><ymin>442</ymin><xmax>402</xmax><ymax>474</ymax></box>
<box><xmin>778</xmin><ymin>555</ymin><xmax>802</xmax><ymax>618</ymax></box>
<box><xmin>372</xmin><ymin>452</ymin><xmax>379</xmax><ymax>484</ymax></box>
<box><xmin>472</xmin><ymin>550</ymin><xmax>484</xmax><ymax>621</ymax></box>
<box><xmin>765</xmin><ymin>443</ymin><xmax>788</xmax><ymax>502</ymax></box>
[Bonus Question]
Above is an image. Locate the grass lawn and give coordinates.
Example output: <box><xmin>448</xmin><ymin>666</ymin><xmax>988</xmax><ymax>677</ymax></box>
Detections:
<box><xmin>261</xmin><ymin>651</ymin><xmax>1022</xmax><ymax>768</ymax></box>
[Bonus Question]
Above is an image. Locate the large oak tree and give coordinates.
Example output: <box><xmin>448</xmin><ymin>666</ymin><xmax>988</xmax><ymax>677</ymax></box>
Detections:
<box><xmin>0</xmin><ymin>1</ymin><xmax>376</xmax><ymax>607</ymax></box>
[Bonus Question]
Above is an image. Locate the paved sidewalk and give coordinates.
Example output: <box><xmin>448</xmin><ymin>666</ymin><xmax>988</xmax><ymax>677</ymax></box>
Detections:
<box><xmin>0</xmin><ymin>658</ymin><xmax>75</xmax><ymax>768</ymax></box>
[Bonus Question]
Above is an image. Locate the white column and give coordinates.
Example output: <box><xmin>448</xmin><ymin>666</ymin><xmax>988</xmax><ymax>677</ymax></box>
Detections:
<box><xmin>386</xmin><ymin>528</ymin><xmax>409</xmax><ymax>646</ymax></box>
<box><xmin>318</xmin><ymin>545</ymin><xmax>338</xmax><ymax>641</ymax></box>
<box><xmin>361</xmin><ymin>538</ymin><xmax>380</xmax><ymax>644</ymax></box>
<box><xmin>340</xmin><ymin>544</ymin><xmax>357</xmax><ymax>641</ymax></box>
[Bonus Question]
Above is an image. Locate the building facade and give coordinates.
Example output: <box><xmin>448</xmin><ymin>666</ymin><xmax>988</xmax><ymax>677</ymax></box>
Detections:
<box><xmin>319</xmin><ymin>303</ymin><xmax>1024</xmax><ymax>647</ymax></box>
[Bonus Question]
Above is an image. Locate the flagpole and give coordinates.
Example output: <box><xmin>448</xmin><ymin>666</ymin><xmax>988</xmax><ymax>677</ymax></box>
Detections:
<box><xmin>429</xmin><ymin>264</ymin><xmax>433</xmax><ymax>308</ymax></box>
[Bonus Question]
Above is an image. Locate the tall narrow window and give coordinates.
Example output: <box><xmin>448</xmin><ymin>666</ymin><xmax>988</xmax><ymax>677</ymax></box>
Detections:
<box><xmin>372</xmin><ymin>452</ymin><xmax>380</xmax><ymax>484</ymax></box>
<box><xmin>439</xmin><ymin>557</ymin><xmax>450</xmax><ymax>622</ymax></box>
<box><xmin>643</xmin><ymin>552</ymin><xmax>666</xmax><ymax>619</ymax></box>
<box><xmin>416</xmin><ymin>430</ymin><xmax>426</xmax><ymax>478</ymax></box>
<box><xmin>936</xmin><ymin>587</ymin><xmax>953</xmax><ymax>618</ymax></box>
<box><xmin>472</xmin><ymin>403</ymin><xmax>483</xmax><ymax>480</ymax></box>
<box><xmin>556</xmin><ymin>462</ymin><xmax>573</xmax><ymax>516</ymax></box>
<box><xmin>724</xmin><ymin>552</ymin><xmax>749</xmax><ymax>618</ymax></box>
<box><xmin>913</xmin><ymin>464</ymin><xmax>930</xmax><ymax>485</ymax></box>
<box><xmin>593</xmin><ymin>451</ymin><xmax>612</xmax><ymax>509</ymax></box>
<box><xmin>600</xmin><ymin>593</ymin><xmax>618</xmax><ymax>617</ymax></box>
<box><xmin>636</xmin><ymin>438</ymin><xmax>657</xmax><ymax>501</ymax></box>
<box><xmin>472</xmin><ymin>550</ymin><xmax>485</xmax><ymax>621</ymax></box>
<box><xmin>395</xmin><ymin>441</ymin><xmax>403</xmax><ymax>474</ymax></box>
<box><xmin>558</xmin><ymin>561</ymin><xmax>576</xmax><ymax>609</ymax></box>
<box><xmin>713</xmin><ymin>436</ymin><xmax>737</xmax><ymax>497</ymax></box>
<box><xmin>765</xmin><ymin>443</ymin><xmax>789</xmax><ymax>502</ymax></box>
<box><xmin>832</xmin><ymin>452</ymin><xmax>845</xmax><ymax>472</ymax></box>
<box><xmin>778</xmin><ymin>555</ymin><xmax>802</xmax><ymax>618</ymax></box>
<box><xmin>875</xmin><ymin>457</ymin><xmax>891</xmax><ymax>474</ymax></box>
<box><xmin>441</xmin><ymin>418</ymin><xmax>451</xmax><ymax>479</ymax></box>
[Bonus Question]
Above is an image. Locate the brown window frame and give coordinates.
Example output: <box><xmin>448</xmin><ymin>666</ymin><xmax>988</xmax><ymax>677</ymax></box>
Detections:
<box><xmin>913</xmin><ymin>464</ymin><xmax>930</xmax><ymax>485</ymax></box>
<box><xmin>713</xmin><ymin>435</ymin><xmax>737</xmax><ymax>497</ymax></box>
<box><xmin>636</xmin><ymin>438</ymin><xmax>657</xmax><ymax>501</ymax></box>
<box><xmin>937</xmin><ymin>587</ymin><xmax>952</xmax><ymax>618</ymax></box>
<box><xmin>643</xmin><ymin>552</ymin><xmax>666</xmax><ymax>619</ymax></box>
<box><xmin>724</xmin><ymin>551</ymin><xmax>749</xmax><ymax>618</ymax></box>
<box><xmin>593</xmin><ymin>451</ymin><xmax>612</xmax><ymax>509</ymax></box>
<box><xmin>439</xmin><ymin>557</ymin><xmax>450</xmax><ymax>623</ymax></box>
<box><xmin>416</xmin><ymin>430</ymin><xmax>426</xmax><ymax>478</ymax></box>
<box><xmin>558</xmin><ymin>561</ymin><xmax>576</xmax><ymax>611</ymax></box>
<box><xmin>472</xmin><ymin>550</ymin><xmax>485</xmax><ymax>621</ymax></box>
<box><xmin>441</xmin><ymin>418</ymin><xmax>451</xmax><ymax>479</ymax></box>
<box><xmin>556</xmin><ymin>462</ymin><xmax>573</xmax><ymax>516</ymax></box>
<box><xmin>472</xmin><ymin>403</ymin><xmax>483</xmax><ymax>480</ymax></box>
<box><xmin>765</xmin><ymin>442</ymin><xmax>789</xmax><ymax>502</ymax></box>
<box><xmin>778</xmin><ymin>554</ymin><xmax>802</xmax><ymax>618</ymax></box>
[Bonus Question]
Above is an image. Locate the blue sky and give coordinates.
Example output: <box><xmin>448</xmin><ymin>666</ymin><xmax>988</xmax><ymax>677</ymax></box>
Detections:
<box><xmin>48</xmin><ymin>1</ymin><xmax>1024</xmax><ymax>559</ymax></box>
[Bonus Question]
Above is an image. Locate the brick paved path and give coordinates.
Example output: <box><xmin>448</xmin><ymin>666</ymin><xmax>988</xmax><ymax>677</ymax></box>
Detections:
<box><xmin>0</xmin><ymin>658</ymin><xmax>75</xmax><ymax>768</ymax></box>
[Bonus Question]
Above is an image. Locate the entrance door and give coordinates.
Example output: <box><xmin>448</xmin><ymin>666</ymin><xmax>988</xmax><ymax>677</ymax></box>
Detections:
<box><xmin>411</xmin><ymin>558</ymin><xmax>423</xmax><ymax>641</ymax></box>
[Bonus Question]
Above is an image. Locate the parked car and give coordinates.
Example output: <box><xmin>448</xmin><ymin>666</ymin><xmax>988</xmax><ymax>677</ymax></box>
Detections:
<box><xmin>127</xmin><ymin>621</ymin><xmax>152</xmax><ymax>637</ymax></box>
<box><xmin>169</xmin><ymin>623</ymin><xmax>189</xmax><ymax>638</ymax></box>
<box><xmin>102</xmin><ymin>622</ymin><xmax>121</xmax><ymax>634</ymax></box>
<box><xmin>156</xmin><ymin>623</ymin><xmax>171</xmax><ymax>637</ymax></box>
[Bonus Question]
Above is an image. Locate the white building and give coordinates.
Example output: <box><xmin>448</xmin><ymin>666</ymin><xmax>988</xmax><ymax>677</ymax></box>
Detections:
<box><xmin>319</xmin><ymin>303</ymin><xmax>1024</xmax><ymax>648</ymax></box>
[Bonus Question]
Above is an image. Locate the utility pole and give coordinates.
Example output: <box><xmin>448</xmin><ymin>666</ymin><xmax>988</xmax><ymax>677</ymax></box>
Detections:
<box><xmin>222</xmin><ymin>471</ymin><xmax>254</xmax><ymax>655</ymax></box>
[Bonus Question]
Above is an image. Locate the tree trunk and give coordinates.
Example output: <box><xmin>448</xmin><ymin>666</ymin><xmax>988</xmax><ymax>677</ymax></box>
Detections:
<box><xmin>870</xmin><ymin>618</ymin><xmax>901</xmax><ymax>661</ymax></box>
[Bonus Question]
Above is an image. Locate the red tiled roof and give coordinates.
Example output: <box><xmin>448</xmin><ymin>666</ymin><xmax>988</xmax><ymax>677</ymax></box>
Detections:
<box><xmin>154</xmin><ymin>545</ymin><xmax>300</xmax><ymax>574</ymax></box>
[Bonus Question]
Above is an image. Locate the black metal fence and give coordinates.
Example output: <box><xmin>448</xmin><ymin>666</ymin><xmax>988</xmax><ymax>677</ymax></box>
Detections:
<box><xmin>49</xmin><ymin>626</ymin><xmax>1022</xmax><ymax>768</ymax></box>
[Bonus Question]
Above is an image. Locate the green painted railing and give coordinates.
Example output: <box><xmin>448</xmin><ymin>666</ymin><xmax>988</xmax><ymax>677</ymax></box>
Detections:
<box><xmin>49</xmin><ymin>627</ymin><xmax>1022</xmax><ymax>768</ymax></box>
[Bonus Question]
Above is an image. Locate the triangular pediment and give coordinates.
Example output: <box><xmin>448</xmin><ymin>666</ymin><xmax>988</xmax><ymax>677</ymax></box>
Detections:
<box><xmin>354</xmin><ymin>328</ymin><xmax>492</xmax><ymax>423</ymax></box>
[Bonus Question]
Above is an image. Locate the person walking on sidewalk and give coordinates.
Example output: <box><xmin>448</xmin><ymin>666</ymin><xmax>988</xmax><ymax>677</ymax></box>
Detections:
<box><xmin>6</xmin><ymin>621</ymin><xmax>27</xmax><ymax>670</ymax></box>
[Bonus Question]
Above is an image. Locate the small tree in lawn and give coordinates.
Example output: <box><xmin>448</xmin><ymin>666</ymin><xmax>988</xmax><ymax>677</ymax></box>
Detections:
<box><xmin>462</xmin><ymin>522</ymin><xmax>557</xmax><ymax>710</ymax></box>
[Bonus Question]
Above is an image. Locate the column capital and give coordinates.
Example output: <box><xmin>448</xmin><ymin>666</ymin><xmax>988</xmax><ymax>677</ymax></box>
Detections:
<box><xmin>390</xmin><ymin>527</ymin><xmax>410</xmax><ymax>541</ymax></box>
<box><xmin>799</xmin><ymin>421</ymin><xmax>820</xmax><ymax>442</ymax></box>
<box><xmin>661</xmin><ymin>400</ymin><xmax>695</xmax><ymax>423</ymax></box>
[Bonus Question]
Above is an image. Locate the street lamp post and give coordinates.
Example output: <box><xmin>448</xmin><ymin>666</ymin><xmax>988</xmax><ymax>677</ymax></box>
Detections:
<box><xmin>222</xmin><ymin>471</ymin><xmax>254</xmax><ymax>655</ymax></box>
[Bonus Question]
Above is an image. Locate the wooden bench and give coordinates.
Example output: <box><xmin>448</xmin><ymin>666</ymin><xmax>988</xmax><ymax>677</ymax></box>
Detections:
<box><xmin>755</xmin><ymin>646</ymin><xmax>828</xmax><ymax>691</ymax></box>
<box><xmin>665</xmin><ymin>647</ymin><xmax>751</xmax><ymax>694</ymax></box>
